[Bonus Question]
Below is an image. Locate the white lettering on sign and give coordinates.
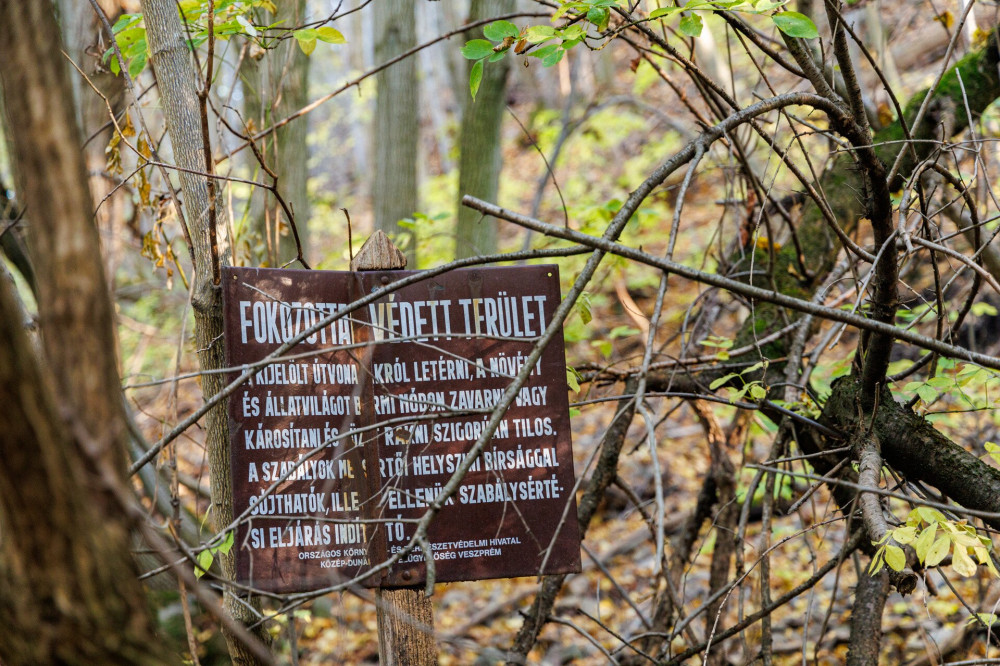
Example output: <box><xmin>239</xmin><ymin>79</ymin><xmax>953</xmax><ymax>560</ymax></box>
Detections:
<box><xmin>239</xmin><ymin>300</ymin><xmax>354</xmax><ymax>346</ymax></box>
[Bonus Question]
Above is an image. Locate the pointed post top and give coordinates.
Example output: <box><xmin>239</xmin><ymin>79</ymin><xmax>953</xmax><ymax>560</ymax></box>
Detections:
<box><xmin>351</xmin><ymin>230</ymin><xmax>407</xmax><ymax>271</ymax></box>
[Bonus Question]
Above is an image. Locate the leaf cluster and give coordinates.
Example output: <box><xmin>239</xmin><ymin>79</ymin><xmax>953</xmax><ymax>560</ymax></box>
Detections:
<box><xmin>460</xmin><ymin>0</ymin><xmax>819</xmax><ymax>98</ymax></box>
<box><xmin>869</xmin><ymin>508</ymin><xmax>999</xmax><ymax>579</ymax></box>
<box><xmin>104</xmin><ymin>0</ymin><xmax>344</xmax><ymax>78</ymax></box>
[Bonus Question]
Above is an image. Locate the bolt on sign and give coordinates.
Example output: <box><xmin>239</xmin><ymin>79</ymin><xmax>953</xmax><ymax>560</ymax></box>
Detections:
<box><xmin>222</xmin><ymin>265</ymin><xmax>581</xmax><ymax>592</ymax></box>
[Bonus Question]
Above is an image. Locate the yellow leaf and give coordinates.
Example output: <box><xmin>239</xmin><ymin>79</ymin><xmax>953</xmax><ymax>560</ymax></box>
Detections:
<box><xmin>121</xmin><ymin>111</ymin><xmax>136</xmax><ymax>137</ymax></box>
<box><xmin>137</xmin><ymin>134</ymin><xmax>151</xmax><ymax>160</ymax></box>
<box><xmin>316</xmin><ymin>26</ymin><xmax>346</xmax><ymax>44</ymax></box>
<box><xmin>295</xmin><ymin>33</ymin><xmax>317</xmax><ymax>55</ymax></box>
<box><xmin>953</xmin><ymin>546</ymin><xmax>977</xmax><ymax>577</ymax></box>
<box><xmin>868</xmin><ymin>549</ymin><xmax>885</xmax><ymax>575</ymax></box>
<box><xmin>934</xmin><ymin>10</ymin><xmax>954</xmax><ymax>29</ymax></box>
<box><xmin>137</xmin><ymin>168</ymin><xmax>151</xmax><ymax>208</ymax></box>
<box><xmin>913</xmin><ymin>524</ymin><xmax>937</xmax><ymax>563</ymax></box>
<box><xmin>926</xmin><ymin>536</ymin><xmax>951</xmax><ymax>567</ymax></box>
<box><xmin>876</xmin><ymin>102</ymin><xmax>894</xmax><ymax>127</ymax></box>
<box><xmin>884</xmin><ymin>544</ymin><xmax>906</xmax><ymax>571</ymax></box>
<box><xmin>754</xmin><ymin>237</ymin><xmax>782</xmax><ymax>251</ymax></box>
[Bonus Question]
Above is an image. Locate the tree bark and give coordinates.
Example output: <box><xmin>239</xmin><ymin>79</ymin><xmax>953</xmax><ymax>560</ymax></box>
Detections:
<box><xmin>0</xmin><ymin>2</ymin><xmax>172</xmax><ymax>663</ymax></box>
<box><xmin>139</xmin><ymin>1</ymin><xmax>270</xmax><ymax>662</ymax></box>
<box><xmin>57</xmin><ymin>0</ymin><xmax>128</xmax><ymax>274</ymax></box>
<box><xmin>241</xmin><ymin>0</ymin><xmax>310</xmax><ymax>266</ymax></box>
<box><xmin>373</xmin><ymin>0</ymin><xmax>419</xmax><ymax>262</ymax></box>
<box><xmin>454</xmin><ymin>0</ymin><xmax>515</xmax><ymax>260</ymax></box>
<box><xmin>846</xmin><ymin>568</ymin><xmax>889</xmax><ymax>665</ymax></box>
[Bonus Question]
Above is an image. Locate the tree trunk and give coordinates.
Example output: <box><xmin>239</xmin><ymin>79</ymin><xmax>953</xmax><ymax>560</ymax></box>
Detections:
<box><xmin>139</xmin><ymin>1</ymin><xmax>270</xmax><ymax>662</ymax></box>
<box><xmin>373</xmin><ymin>0</ymin><xmax>419</xmax><ymax>262</ymax></box>
<box><xmin>56</xmin><ymin>0</ymin><xmax>128</xmax><ymax>275</ymax></box>
<box><xmin>846</xmin><ymin>568</ymin><xmax>889</xmax><ymax>665</ymax></box>
<box><xmin>0</xmin><ymin>3</ymin><xmax>172</xmax><ymax>663</ymax></box>
<box><xmin>454</xmin><ymin>0</ymin><xmax>515</xmax><ymax>260</ymax></box>
<box><xmin>241</xmin><ymin>0</ymin><xmax>310</xmax><ymax>267</ymax></box>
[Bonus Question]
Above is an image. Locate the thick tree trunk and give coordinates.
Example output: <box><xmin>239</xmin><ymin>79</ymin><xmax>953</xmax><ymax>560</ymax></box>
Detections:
<box><xmin>846</xmin><ymin>569</ymin><xmax>889</xmax><ymax>665</ymax></box>
<box><xmin>241</xmin><ymin>0</ymin><xmax>310</xmax><ymax>266</ymax></box>
<box><xmin>140</xmin><ymin>1</ymin><xmax>270</xmax><ymax>662</ymax></box>
<box><xmin>373</xmin><ymin>0</ymin><xmax>418</xmax><ymax>261</ymax></box>
<box><xmin>0</xmin><ymin>3</ymin><xmax>172</xmax><ymax>663</ymax></box>
<box><xmin>454</xmin><ymin>0</ymin><xmax>515</xmax><ymax>260</ymax></box>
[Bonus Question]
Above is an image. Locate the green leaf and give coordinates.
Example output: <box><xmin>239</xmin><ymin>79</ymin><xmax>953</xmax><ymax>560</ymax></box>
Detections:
<box><xmin>986</xmin><ymin>441</ymin><xmax>1000</xmax><ymax>464</ymax></box>
<box><xmin>577</xmin><ymin>295</ymin><xmax>592</xmax><ymax>325</ymax></box>
<box><xmin>587</xmin><ymin>6</ymin><xmax>610</xmax><ymax>31</ymax></box>
<box><xmin>649</xmin><ymin>6</ymin><xmax>681</xmax><ymax>19</ymax></box>
<box><xmin>483</xmin><ymin>20</ymin><xmax>519</xmax><ymax>41</ymax></box>
<box><xmin>195</xmin><ymin>549</ymin><xmax>214</xmax><ymax>578</ymax></box>
<box><xmin>112</xmin><ymin>13</ymin><xmax>140</xmax><ymax>34</ymax></box>
<box><xmin>916</xmin><ymin>384</ymin><xmax>937</xmax><ymax>404</ymax></box>
<box><xmin>926</xmin><ymin>376</ymin><xmax>953</xmax><ymax>389</ymax></box>
<box><xmin>541</xmin><ymin>49</ymin><xmax>565</xmax><ymax>67</ymax></box>
<box><xmin>884</xmin><ymin>544</ymin><xmax>906</xmax><ymax>571</ymax></box>
<box><xmin>608</xmin><ymin>325</ymin><xmax>639</xmax><ymax>339</ymax></box>
<box><xmin>749</xmin><ymin>384</ymin><xmax>767</xmax><ymax>401</ymax></box>
<box><xmin>525</xmin><ymin>25</ymin><xmax>557</xmax><ymax>43</ymax></box>
<box><xmin>462</xmin><ymin>39</ymin><xmax>495</xmax><ymax>60</ymax></box>
<box><xmin>469</xmin><ymin>58</ymin><xmax>484</xmax><ymax>100</ymax></box>
<box><xmin>679</xmin><ymin>13</ymin><xmax>704</xmax><ymax>37</ymax></box>
<box><xmin>772</xmin><ymin>11</ymin><xmax>819</xmax><ymax>39</ymax></box>
<box><xmin>128</xmin><ymin>52</ymin><xmax>147</xmax><ymax>80</ymax></box>
<box><xmin>530</xmin><ymin>44</ymin><xmax>561</xmax><ymax>60</ymax></box>
<box><xmin>218</xmin><ymin>531</ymin><xmax>235</xmax><ymax>555</ymax></box>
<box><xmin>592</xmin><ymin>339</ymin><xmax>613</xmax><ymax>359</ymax></box>
<box><xmin>972</xmin><ymin>302</ymin><xmax>998</xmax><ymax>316</ymax></box>
<box><xmin>488</xmin><ymin>50</ymin><xmax>508</xmax><ymax>63</ymax></box>
<box><xmin>926</xmin><ymin>535</ymin><xmax>951</xmax><ymax>567</ymax></box>
<box><xmin>316</xmin><ymin>26</ymin><xmax>346</xmax><ymax>44</ymax></box>
<box><xmin>566</xmin><ymin>369</ymin><xmax>581</xmax><ymax>393</ymax></box>
<box><xmin>970</xmin><ymin>612</ymin><xmax>999</xmax><ymax>627</ymax></box>
<box><xmin>709</xmin><ymin>373</ymin><xmax>738</xmax><ymax>390</ymax></box>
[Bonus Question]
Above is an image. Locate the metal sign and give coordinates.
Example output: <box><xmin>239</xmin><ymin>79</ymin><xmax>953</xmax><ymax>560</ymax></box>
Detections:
<box><xmin>222</xmin><ymin>265</ymin><xmax>581</xmax><ymax>592</ymax></box>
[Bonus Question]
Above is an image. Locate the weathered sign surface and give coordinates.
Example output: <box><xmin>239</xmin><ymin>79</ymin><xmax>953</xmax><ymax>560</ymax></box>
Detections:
<box><xmin>222</xmin><ymin>265</ymin><xmax>581</xmax><ymax>592</ymax></box>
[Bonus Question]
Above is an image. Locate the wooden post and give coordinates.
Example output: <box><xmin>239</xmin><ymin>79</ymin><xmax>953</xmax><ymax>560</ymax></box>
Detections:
<box><xmin>351</xmin><ymin>230</ymin><xmax>438</xmax><ymax>665</ymax></box>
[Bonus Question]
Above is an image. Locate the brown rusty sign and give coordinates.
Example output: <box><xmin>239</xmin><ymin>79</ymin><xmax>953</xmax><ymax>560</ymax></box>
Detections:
<box><xmin>222</xmin><ymin>265</ymin><xmax>581</xmax><ymax>592</ymax></box>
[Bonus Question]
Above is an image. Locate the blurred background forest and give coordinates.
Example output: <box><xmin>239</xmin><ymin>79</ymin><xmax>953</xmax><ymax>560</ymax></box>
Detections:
<box><xmin>5</xmin><ymin>0</ymin><xmax>1000</xmax><ymax>664</ymax></box>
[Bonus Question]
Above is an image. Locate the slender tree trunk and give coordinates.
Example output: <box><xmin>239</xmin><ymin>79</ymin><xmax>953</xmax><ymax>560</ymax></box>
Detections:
<box><xmin>0</xmin><ymin>3</ymin><xmax>172</xmax><ymax>663</ymax></box>
<box><xmin>454</xmin><ymin>0</ymin><xmax>515</xmax><ymax>260</ymax></box>
<box><xmin>241</xmin><ymin>0</ymin><xmax>310</xmax><ymax>267</ymax></box>
<box><xmin>373</xmin><ymin>0</ymin><xmax>418</xmax><ymax>261</ymax></box>
<box><xmin>57</xmin><ymin>0</ymin><xmax>128</xmax><ymax>275</ymax></box>
<box><xmin>140</xmin><ymin>1</ymin><xmax>270</xmax><ymax>662</ymax></box>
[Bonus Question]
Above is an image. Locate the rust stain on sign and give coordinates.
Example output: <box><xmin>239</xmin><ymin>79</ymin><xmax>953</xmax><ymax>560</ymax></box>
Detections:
<box><xmin>223</xmin><ymin>265</ymin><xmax>581</xmax><ymax>592</ymax></box>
